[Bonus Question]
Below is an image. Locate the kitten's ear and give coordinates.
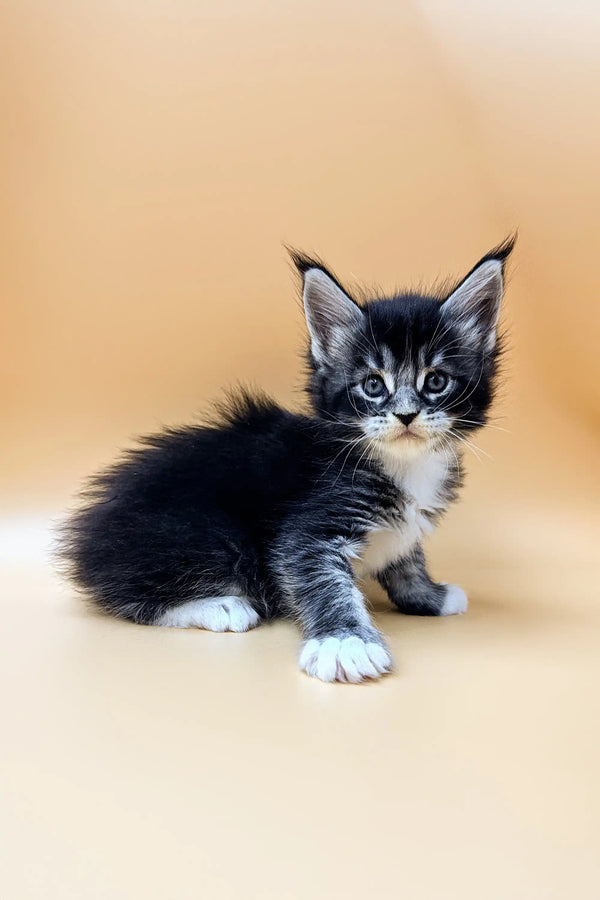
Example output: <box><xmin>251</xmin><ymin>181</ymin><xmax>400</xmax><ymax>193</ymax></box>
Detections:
<box><xmin>441</xmin><ymin>238</ymin><xmax>514</xmax><ymax>353</ymax></box>
<box><xmin>293</xmin><ymin>255</ymin><xmax>364</xmax><ymax>365</ymax></box>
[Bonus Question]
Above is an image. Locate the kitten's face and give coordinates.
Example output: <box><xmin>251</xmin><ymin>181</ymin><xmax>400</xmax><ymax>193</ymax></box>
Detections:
<box><xmin>297</xmin><ymin>245</ymin><xmax>511</xmax><ymax>459</ymax></box>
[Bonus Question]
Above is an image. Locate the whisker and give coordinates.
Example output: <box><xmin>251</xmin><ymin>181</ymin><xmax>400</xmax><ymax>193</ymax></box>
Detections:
<box><xmin>453</xmin><ymin>418</ymin><xmax>511</xmax><ymax>434</ymax></box>
<box><xmin>447</xmin><ymin>429</ymin><xmax>492</xmax><ymax>462</ymax></box>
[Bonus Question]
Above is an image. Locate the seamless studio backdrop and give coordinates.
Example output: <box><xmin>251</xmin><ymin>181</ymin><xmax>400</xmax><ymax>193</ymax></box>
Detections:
<box><xmin>1</xmin><ymin>2</ymin><xmax>599</xmax><ymax>900</ymax></box>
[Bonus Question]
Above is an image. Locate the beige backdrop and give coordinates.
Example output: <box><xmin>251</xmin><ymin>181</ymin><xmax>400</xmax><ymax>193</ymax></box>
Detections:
<box><xmin>1</xmin><ymin>2</ymin><xmax>599</xmax><ymax>899</ymax></box>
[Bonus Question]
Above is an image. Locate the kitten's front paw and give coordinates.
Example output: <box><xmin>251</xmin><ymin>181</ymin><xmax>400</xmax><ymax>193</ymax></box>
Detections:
<box><xmin>439</xmin><ymin>584</ymin><xmax>468</xmax><ymax>616</ymax></box>
<box><xmin>299</xmin><ymin>635</ymin><xmax>393</xmax><ymax>683</ymax></box>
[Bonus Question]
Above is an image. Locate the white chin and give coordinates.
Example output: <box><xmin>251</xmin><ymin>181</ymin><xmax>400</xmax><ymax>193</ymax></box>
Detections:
<box><xmin>382</xmin><ymin>435</ymin><xmax>430</xmax><ymax>458</ymax></box>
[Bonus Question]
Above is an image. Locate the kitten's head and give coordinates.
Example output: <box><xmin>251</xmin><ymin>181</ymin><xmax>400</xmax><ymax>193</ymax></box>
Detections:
<box><xmin>294</xmin><ymin>240</ymin><xmax>513</xmax><ymax>459</ymax></box>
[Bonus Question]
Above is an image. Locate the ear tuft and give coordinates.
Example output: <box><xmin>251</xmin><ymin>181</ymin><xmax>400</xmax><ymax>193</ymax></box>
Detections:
<box><xmin>287</xmin><ymin>247</ymin><xmax>327</xmax><ymax>276</ymax></box>
<box><xmin>482</xmin><ymin>233</ymin><xmax>517</xmax><ymax>267</ymax></box>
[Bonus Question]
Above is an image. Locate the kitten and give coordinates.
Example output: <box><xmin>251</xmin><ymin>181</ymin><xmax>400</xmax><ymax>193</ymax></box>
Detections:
<box><xmin>60</xmin><ymin>240</ymin><xmax>513</xmax><ymax>683</ymax></box>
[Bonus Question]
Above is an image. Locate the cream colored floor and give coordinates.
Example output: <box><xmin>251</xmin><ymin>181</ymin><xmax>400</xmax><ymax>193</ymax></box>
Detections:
<box><xmin>2</xmin><ymin>1</ymin><xmax>600</xmax><ymax>897</ymax></box>
<box><xmin>2</xmin><ymin>514</ymin><xmax>599</xmax><ymax>900</ymax></box>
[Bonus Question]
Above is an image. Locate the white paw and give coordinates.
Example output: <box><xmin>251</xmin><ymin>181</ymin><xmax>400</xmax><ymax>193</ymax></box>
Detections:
<box><xmin>439</xmin><ymin>584</ymin><xmax>468</xmax><ymax>616</ymax></box>
<box><xmin>157</xmin><ymin>596</ymin><xmax>260</xmax><ymax>632</ymax></box>
<box><xmin>299</xmin><ymin>635</ymin><xmax>393</xmax><ymax>683</ymax></box>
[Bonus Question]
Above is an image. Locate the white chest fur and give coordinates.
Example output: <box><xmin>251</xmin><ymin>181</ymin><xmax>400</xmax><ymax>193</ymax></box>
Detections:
<box><xmin>353</xmin><ymin>448</ymin><xmax>452</xmax><ymax>577</ymax></box>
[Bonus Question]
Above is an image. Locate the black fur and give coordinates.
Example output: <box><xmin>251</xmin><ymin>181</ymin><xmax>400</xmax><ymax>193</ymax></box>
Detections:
<box><xmin>59</xmin><ymin>240</ymin><xmax>513</xmax><ymax>679</ymax></box>
<box><xmin>61</xmin><ymin>392</ymin><xmax>395</xmax><ymax>628</ymax></box>
<box><xmin>377</xmin><ymin>545</ymin><xmax>448</xmax><ymax>616</ymax></box>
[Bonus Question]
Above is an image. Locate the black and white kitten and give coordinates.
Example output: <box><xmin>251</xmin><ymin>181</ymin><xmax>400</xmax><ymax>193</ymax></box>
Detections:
<box><xmin>60</xmin><ymin>241</ymin><xmax>512</xmax><ymax>683</ymax></box>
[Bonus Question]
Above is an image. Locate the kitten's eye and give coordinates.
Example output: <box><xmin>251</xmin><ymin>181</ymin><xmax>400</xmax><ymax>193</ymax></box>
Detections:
<box><xmin>363</xmin><ymin>373</ymin><xmax>387</xmax><ymax>399</ymax></box>
<box><xmin>424</xmin><ymin>370</ymin><xmax>449</xmax><ymax>393</ymax></box>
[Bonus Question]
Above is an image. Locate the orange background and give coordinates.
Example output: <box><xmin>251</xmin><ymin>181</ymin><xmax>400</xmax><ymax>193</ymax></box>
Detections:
<box><xmin>2</xmin><ymin>3</ymin><xmax>599</xmax><ymax>899</ymax></box>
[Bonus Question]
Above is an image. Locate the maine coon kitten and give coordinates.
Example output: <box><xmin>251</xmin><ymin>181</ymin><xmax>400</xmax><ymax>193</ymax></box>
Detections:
<box><xmin>60</xmin><ymin>240</ymin><xmax>513</xmax><ymax>683</ymax></box>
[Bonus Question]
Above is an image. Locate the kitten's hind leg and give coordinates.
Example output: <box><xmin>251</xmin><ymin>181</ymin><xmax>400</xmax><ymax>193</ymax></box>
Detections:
<box><xmin>156</xmin><ymin>596</ymin><xmax>261</xmax><ymax>632</ymax></box>
<box><xmin>377</xmin><ymin>545</ymin><xmax>468</xmax><ymax>616</ymax></box>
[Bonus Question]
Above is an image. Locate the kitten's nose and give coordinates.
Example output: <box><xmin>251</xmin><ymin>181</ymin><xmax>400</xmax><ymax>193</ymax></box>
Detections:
<box><xmin>397</xmin><ymin>412</ymin><xmax>418</xmax><ymax>426</ymax></box>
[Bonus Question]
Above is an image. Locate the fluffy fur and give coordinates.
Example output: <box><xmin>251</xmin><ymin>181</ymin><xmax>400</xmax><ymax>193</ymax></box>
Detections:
<box><xmin>59</xmin><ymin>239</ymin><xmax>513</xmax><ymax>682</ymax></box>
